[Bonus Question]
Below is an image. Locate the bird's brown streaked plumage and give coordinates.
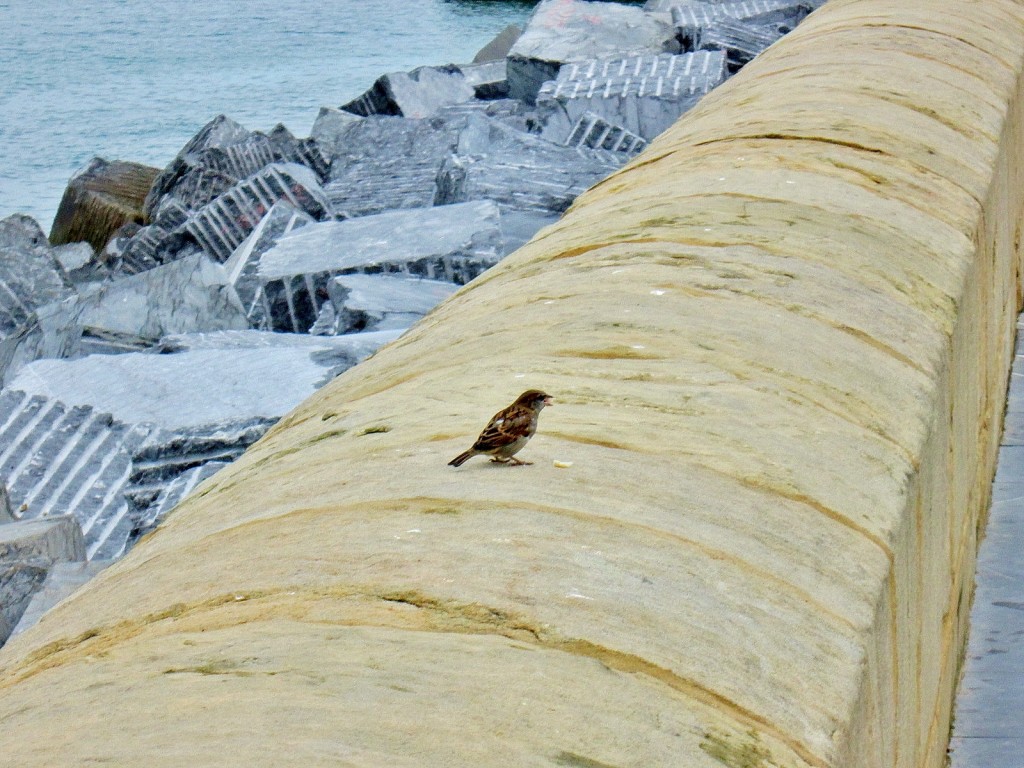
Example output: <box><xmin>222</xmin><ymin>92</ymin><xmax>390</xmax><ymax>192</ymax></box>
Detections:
<box><xmin>448</xmin><ymin>390</ymin><xmax>553</xmax><ymax>467</ymax></box>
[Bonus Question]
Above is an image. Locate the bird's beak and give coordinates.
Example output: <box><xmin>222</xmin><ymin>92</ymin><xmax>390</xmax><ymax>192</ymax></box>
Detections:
<box><xmin>544</xmin><ymin>396</ymin><xmax>554</xmax><ymax>406</ymax></box>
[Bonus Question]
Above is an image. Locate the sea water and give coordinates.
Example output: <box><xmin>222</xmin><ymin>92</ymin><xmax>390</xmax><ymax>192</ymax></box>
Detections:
<box><xmin>0</xmin><ymin>0</ymin><xmax>536</xmax><ymax>230</ymax></box>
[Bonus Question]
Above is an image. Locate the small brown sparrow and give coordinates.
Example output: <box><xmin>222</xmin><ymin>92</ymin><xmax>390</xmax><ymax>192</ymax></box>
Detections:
<box><xmin>449</xmin><ymin>390</ymin><xmax>553</xmax><ymax>467</ymax></box>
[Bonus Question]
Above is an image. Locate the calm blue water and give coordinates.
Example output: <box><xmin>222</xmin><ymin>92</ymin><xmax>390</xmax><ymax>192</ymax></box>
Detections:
<box><xmin>0</xmin><ymin>0</ymin><xmax>536</xmax><ymax>231</ymax></box>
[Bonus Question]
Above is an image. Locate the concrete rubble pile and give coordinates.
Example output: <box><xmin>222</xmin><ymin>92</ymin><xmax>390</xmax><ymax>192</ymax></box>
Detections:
<box><xmin>0</xmin><ymin>0</ymin><xmax>821</xmax><ymax>645</ymax></box>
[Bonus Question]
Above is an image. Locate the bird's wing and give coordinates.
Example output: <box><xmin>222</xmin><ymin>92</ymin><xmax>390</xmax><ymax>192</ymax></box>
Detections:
<box><xmin>472</xmin><ymin>405</ymin><xmax>534</xmax><ymax>452</ymax></box>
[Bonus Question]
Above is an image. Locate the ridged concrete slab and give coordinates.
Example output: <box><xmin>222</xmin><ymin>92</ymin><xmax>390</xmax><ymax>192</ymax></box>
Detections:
<box><xmin>1</xmin><ymin>2</ymin><xmax>1023</xmax><ymax>766</ymax></box>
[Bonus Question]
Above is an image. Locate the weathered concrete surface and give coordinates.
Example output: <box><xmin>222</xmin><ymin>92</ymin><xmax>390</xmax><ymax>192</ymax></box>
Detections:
<box><xmin>1</xmin><ymin>1</ymin><xmax>1022</xmax><ymax>766</ymax></box>
<box><xmin>48</xmin><ymin>158</ymin><xmax>160</xmax><ymax>251</ymax></box>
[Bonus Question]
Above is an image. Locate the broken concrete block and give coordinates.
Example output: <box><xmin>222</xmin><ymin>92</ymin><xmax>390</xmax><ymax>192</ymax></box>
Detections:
<box><xmin>0</xmin><ymin>390</ymin><xmax>153</xmax><ymax>558</ymax></box>
<box><xmin>0</xmin><ymin>516</ymin><xmax>88</xmax><ymax>644</ymax></box>
<box><xmin>0</xmin><ymin>221</ymin><xmax>79</xmax><ymax>381</ymax></box>
<box><xmin>322</xmin><ymin>115</ymin><xmax>466</xmax><ymax>218</ymax></box>
<box><xmin>0</xmin><ymin>253</ymin><xmax>247</xmax><ymax>375</ymax></box>
<box><xmin>0</xmin><ymin>215</ymin><xmax>49</xmax><ymax>251</ymax></box>
<box><xmin>0</xmin><ymin>562</ymin><xmax>47</xmax><ymax>645</ymax></box>
<box><xmin>341</xmin><ymin>65</ymin><xmax>476</xmax><ymax>119</ymax></box>
<box><xmin>507</xmin><ymin>0</ymin><xmax>679</xmax><ymax>103</ymax></box>
<box><xmin>223</xmin><ymin>201</ymin><xmax>316</xmax><ymax>328</ymax></box>
<box><xmin>435</xmin><ymin>122</ymin><xmax>622</xmax><ymax>215</ymax></box>
<box><xmin>185</xmin><ymin>163</ymin><xmax>330</xmax><ymax>263</ymax></box>
<box><xmin>51</xmin><ymin>241</ymin><xmax>98</xmax><ymax>281</ymax></box>
<box><xmin>8</xmin><ymin>344</ymin><xmax>362</xmax><ymax>433</ymax></box>
<box><xmin>695</xmin><ymin>17</ymin><xmax>788</xmax><ymax>70</ymax></box>
<box><xmin>473</xmin><ymin>23</ymin><xmax>522</xmax><ymax>63</ymax></box>
<box><xmin>9</xmin><ymin>559</ymin><xmax>112</xmax><ymax>638</ymax></box>
<box><xmin>309</xmin><ymin>107</ymin><xmax>364</xmax><ymax>164</ymax></box>
<box><xmin>668</xmin><ymin>0</ymin><xmax>812</xmax><ymax>32</ymax></box>
<box><xmin>536</xmin><ymin>50</ymin><xmax>728</xmax><ymax>142</ymax></box>
<box><xmin>563</xmin><ymin>111</ymin><xmax>648</xmax><ymax>155</ymax></box>
<box><xmin>455</xmin><ymin>60</ymin><xmax>510</xmax><ymax>100</ymax></box>
<box><xmin>66</xmin><ymin>253</ymin><xmax>249</xmax><ymax>345</ymax></box>
<box><xmin>49</xmin><ymin>158</ymin><xmax>161</xmax><ymax>252</ymax></box>
<box><xmin>267</xmin><ymin>124</ymin><xmax>331</xmax><ymax>182</ymax></box>
<box><xmin>0</xmin><ymin>515</ymin><xmax>86</xmax><ymax>565</ymax></box>
<box><xmin>327</xmin><ymin>274</ymin><xmax>458</xmax><ymax>334</ymax></box>
<box><xmin>156</xmin><ymin>328</ymin><xmax>402</xmax><ymax>365</ymax></box>
<box><xmin>255</xmin><ymin>201</ymin><xmax>502</xmax><ymax>332</ymax></box>
<box><xmin>144</xmin><ymin>115</ymin><xmax>253</xmax><ymax>219</ymax></box>
<box><xmin>0</xmin><ymin>295</ymin><xmax>85</xmax><ymax>386</ymax></box>
<box><xmin>128</xmin><ymin>461</ymin><xmax>228</xmax><ymax>546</ymax></box>
<box><xmin>125</xmin><ymin>421</ymin><xmax>272</xmax><ymax>519</ymax></box>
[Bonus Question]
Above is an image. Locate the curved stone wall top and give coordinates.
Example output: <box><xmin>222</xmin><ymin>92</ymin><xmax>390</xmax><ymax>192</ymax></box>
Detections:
<box><xmin>2</xmin><ymin>1</ymin><xmax>1024</xmax><ymax>766</ymax></box>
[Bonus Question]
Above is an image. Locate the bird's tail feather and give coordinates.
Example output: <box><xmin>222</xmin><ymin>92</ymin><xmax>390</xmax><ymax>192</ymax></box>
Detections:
<box><xmin>448</xmin><ymin>451</ymin><xmax>474</xmax><ymax>467</ymax></box>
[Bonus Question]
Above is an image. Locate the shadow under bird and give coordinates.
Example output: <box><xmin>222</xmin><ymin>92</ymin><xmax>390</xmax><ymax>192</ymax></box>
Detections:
<box><xmin>448</xmin><ymin>390</ymin><xmax>553</xmax><ymax>467</ymax></box>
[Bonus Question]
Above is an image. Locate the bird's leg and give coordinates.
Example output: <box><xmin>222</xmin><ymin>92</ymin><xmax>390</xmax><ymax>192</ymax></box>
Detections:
<box><xmin>490</xmin><ymin>457</ymin><xmax>511</xmax><ymax>463</ymax></box>
<box><xmin>508</xmin><ymin>457</ymin><xmax>532</xmax><ymax>466</ymax></box>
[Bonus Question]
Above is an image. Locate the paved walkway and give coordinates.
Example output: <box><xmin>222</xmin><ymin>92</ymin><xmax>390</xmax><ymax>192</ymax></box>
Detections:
<box><xmin>948</xmin><ymin>320</ymin><xmax>1024</xmax><ymax>767</ymax></box>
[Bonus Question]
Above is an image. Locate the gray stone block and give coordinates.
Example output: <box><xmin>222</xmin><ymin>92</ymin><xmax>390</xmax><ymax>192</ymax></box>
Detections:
<box><xmin>0</xmin><ymin>515</ymin><xmax>87</xmax><ymax>643</ymax></box>
<box><xmin>1</xmin><ymin>254</ymin><xmax>247</xmax><ymax>380</ymax></box>
<box><xmin>499</xmin><ymin>209</ymin><xmax>562</xmax><ymax>256</ymax></box>
<box><xmin>322</xmin><ymin>115</ymin><xmax>467</xmax><ymax>218</ymax></box>
<box><xmin>455</xmin><ymin>60</ymin><xmax>510</xmax><ymax>100</ymax></box>
<box><xmin>0</xmin><ymin>295</ymin><xmax>84</xmax><ymax>386</ymax></box>
<box><xmin>668</xmin><ymin>0</ymin><xmax>812</xmax><ymax>30</ymax></box>
<box><xmin>435</xmin><ymin>122</ymin><xmax>622</xmax><ymax>215</ymax></box>
<box><xmin>267</xmin><ymin>124</ymin><xmax>330</xmax><ymax>182</ymax></box>
<box><xmin>51</xmin><ymin>242</ymin><xmax>96</xmax><ymax>280</ymax></box>
<box><xmin>563</xmin><ymin>111</ymin><xmax>648</xmax><ymax>155</ymax></box>
<box><xmin>436</xmin><ymin>99</ymin><xmax>535</xmax><ymax>131</ymax></box>
<box><xmin>309</xmin><ymin>107</ymin><xmax>365</xmax><ymax>164</ymax></box>
<box><xmin>0</xmin><ymin>515</ymin><xmax>86</xmax><ymax>565</ymax></box>
<box><xmin>7</xmin><ymin>344</ymin><xmax>363</xmax><ymax>433</ymax></box>
<box><xmin>341</xmin><ymin>65</ymin><xmax>476</xmax><ymax>119</ymax></box>
<box><xmin>326</xmin><ymin>274</ymin><xmax>458</xmax><ymax>334</ymax></box>
<box><xmin>151</xmin><ymin>166</ymin><xmax>237</xmax><ymax>216</ymax></box>
<box><xmin>536</xmin><ymin>51</ymin><xmax>728</xmax><ymax>142</ymax></box>
<box><xmin>0</xmin><ymin>231</ymin><xmax>77</xmax><ymax>383</ymax></box>
<box><xmin>128</xmin><ymin>461</ymin><xmax>228</xmax><ymax>545</ymax></box>
<box><xmin>144</xmin><ymin>115</ymin><xmax>252</xmax><ymax>219</ymax></box>
<box><xmin>223</xmin><ymin>201</ymin><xmax>316</xmax><ymax>328</ymax></box>
<box><xmin>40</xmin><ymin>254</ymin><xmax>248</xmax><ymax>352</ymax></box>
<box><xmin>0</xmin><ymin>562</ymin><xmax>47</xmax><ymax>645</ymax></box>
<box><xmin>0</xmin><ymin>390</ymin><xmax>153</xmax><ymax>559</ymax></box>
<box><xmin>696</xmin><ymin>18</ymin><xmax>788</xmax><ymax>69</ymax></box>
<box><xmin>185</xmin><ymin>163</ymin><xmax>330</xmax><ymax>263</ymax></box>
<box><xmin>10</xmin><ymin>559</ymin><xmax>112</xmax><ymax>639</ymax></box>
<box><xmin>125</xmin><ymin>422</ymin><xmax>272</xmax><ymax>520</ymax></box>
<box><xmin>473</xmin><ymin>23</ymin><xmax>522</xmax><ymax>63</ymax></box>
<box><xmin>255</xmin><ymin>201</ymin><xmax>502</xmax><ymax>333</ymax></box>
<box><xmin>156</xmin><ymin>328</ymin><xmax>402</xmax><ymax>363</ymax></box>
<box><xmin>0</xmin><ymin>239</ymin><xmax>75</xmax><ymax>341</ymax></box>
<box><xmin>508</xmin><ymin>0</ymin><xmax>680</xmax><ymax>103</ymax></box>
<box><xmin>112</xmin><ymin>223</ymin><xmax>197</xmax><ymax>275</ymax></box>
<box><xmin>0</xmin><ymin>214</ymin><xmax>49</xmax><ymax>251</ymax></box>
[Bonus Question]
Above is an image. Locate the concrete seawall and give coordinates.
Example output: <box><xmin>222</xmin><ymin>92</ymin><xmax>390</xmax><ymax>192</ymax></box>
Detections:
<box><xmin>1</xmin><ymin>1</ymin><xmax>1023</xmax><ymax>765</ymax></box>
